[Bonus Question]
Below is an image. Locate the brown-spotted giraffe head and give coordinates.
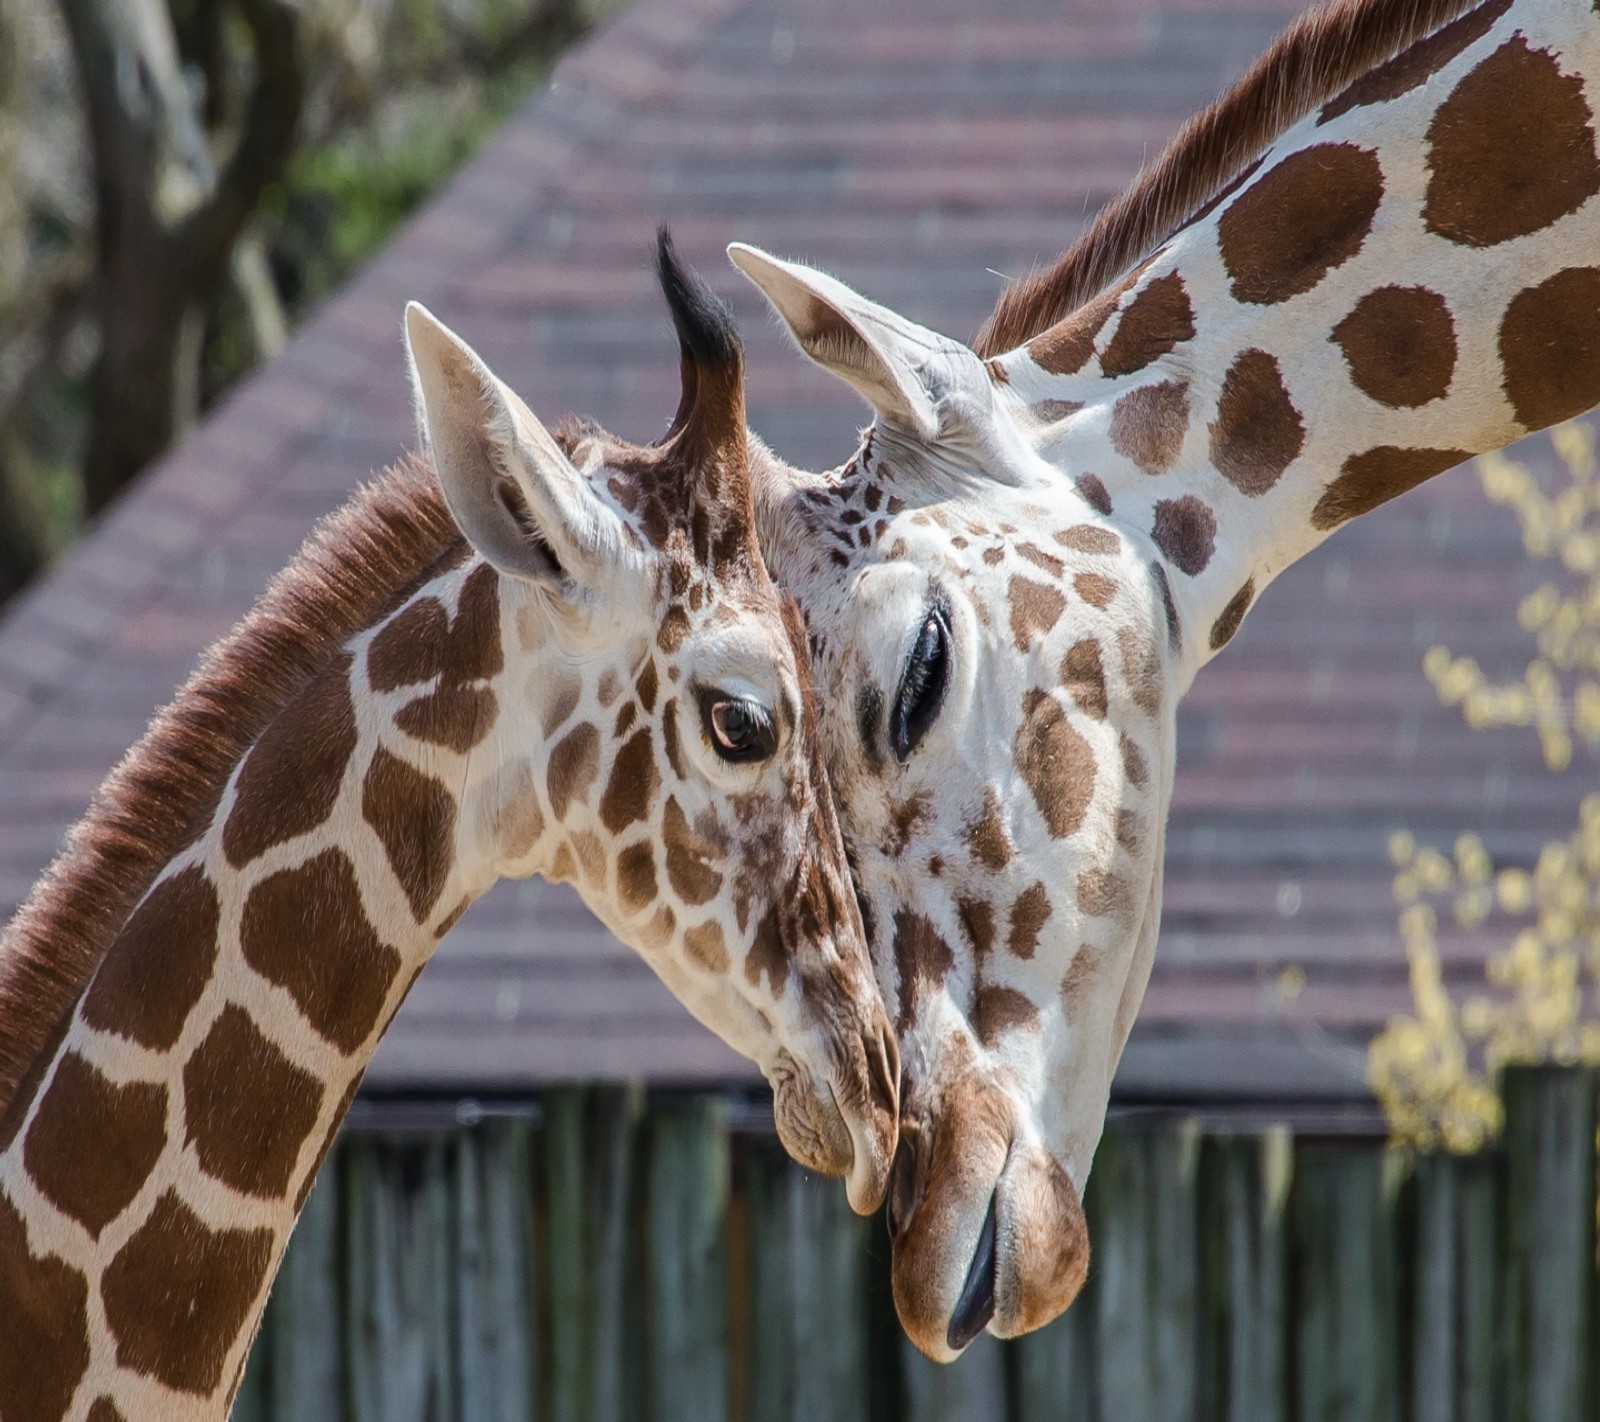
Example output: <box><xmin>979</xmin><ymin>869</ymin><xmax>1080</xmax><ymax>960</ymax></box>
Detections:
<box><xmin>729</xmin><ymin>0</ymin><xmax>1600</xmax><ymax>1358</ymax></box>
<box><xmin>405</xmin><ymin>235</ymin><xmax>898</xmax><ymax>1210</ymax></box>
<box><xmin>0</xmin><ymin>237</ymin><xmax>899</xmax><ymax>1422</ymax></box>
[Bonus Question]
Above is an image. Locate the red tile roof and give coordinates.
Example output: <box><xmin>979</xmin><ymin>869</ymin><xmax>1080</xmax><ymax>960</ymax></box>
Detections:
<box><xmin>0</xmin><ymin>0</ymin><xmax>1566</xmax><ymax>1102</ymax></box>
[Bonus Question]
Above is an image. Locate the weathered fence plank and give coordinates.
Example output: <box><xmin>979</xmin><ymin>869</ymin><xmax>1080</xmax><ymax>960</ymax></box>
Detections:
<box><xmin>647</xmin><ymin>1096</ymin><xmax>730</xmax><ymax>1422</ymax></box>
<box><xmin>1093</xmin><ymin>1115</ymin><xmax>1201</xmax><ymax>1421</ymax></box>
<box><xmin>1502</xmin><ymin>1066</ymin><xmax>1597</xmax><ymax>1422</ymax></box>
<box><xmin>1013</xmin><ymin>1251</ymin><xmax>1097</xmax><ymax>1421</ymax></box>
<box><xmin>1198</xmin><ymin>1129</ymin><xmax>1290</xmax><ymax>1422</ymax></box>
<box><xmin>1292</xmin><ymin>1143</ymin><xmax>1404</xmax><ymax>1422</ymax></box>
<box><xmin>344</xmin><ymin>1136</ymin><xmax>455</xmax><ymax>1422</ymax></box>
<box><xmin>545</xmin><ymin>1084</ymin><xmax>643</xmax><ymax>1422</ymax></box>
<box><xmin>901</xmin><ymin>1331</ymin><xmax>1007</xmax><ymax>1422</ymax></box>
<box><xmin>456</xmin><ymin>1120</ymin><xmax>537</xmax><ymax>1422</ymax></box>
<box><xmin>1456</xmin><ymin>1153</ymin><xmax>1502</xmax><ymax>1422</ymax></box>
<box><xmin>747</xmin><ymin>1141</ymin><xmax>870</xmax><ymax>1422</ymax></box>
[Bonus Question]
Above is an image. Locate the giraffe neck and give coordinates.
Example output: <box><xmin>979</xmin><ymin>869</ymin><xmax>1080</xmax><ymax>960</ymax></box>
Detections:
<box><xmin>0</xmin><ymin>555</ymin><xmax>593</xmax><ymax>1422</ymax></box>
<box><xmin>999</xmin><ymin>0</ymin><xmax>1599</xmax><ymax>679</ymax></box>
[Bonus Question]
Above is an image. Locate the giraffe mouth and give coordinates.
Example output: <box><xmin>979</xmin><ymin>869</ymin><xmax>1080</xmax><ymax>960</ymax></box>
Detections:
<box><xmin>947</xmin><ymin>1192</ymin><xmax>998</xmax><ymax>1351</ymax></box>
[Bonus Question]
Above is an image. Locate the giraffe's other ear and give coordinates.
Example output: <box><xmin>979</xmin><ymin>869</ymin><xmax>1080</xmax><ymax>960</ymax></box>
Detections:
<box><xmin>405</xmin><ymin>302</ymin><xmax>623</xmax><ymax>590</ymax></box>
<box><xmin>727</xmin><ymin>243</ymin><xmax>955</xmax><ymax>440</ymax></box>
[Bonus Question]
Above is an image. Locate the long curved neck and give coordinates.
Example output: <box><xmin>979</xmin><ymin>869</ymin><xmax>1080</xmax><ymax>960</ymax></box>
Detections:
<box><xmin>999</xmin><ymin>0</ymin><xmax>1600</xmax><ymax>679</ymax></box>
<box><xmin>0</xmin><ymin>559</ymin><xmax>527</xmax><ymax>1422</ymax></box>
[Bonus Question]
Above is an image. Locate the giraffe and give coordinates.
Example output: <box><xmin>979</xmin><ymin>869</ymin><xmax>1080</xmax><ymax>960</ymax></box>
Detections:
<box><xmin>727</xmin><ymin>0</ymin><xmax>1600</xmax><ymax>1359</ymax></box>
<box><xmin>0</xmin><ymin>236</ymin><xmax>899</xmax><ymax>1421</ymax></box>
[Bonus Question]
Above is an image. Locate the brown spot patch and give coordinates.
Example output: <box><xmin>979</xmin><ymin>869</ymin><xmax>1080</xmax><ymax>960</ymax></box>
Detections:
<box><xmin>0</xmin><ymin>1191</ymin><xmax>89</xmax><ymax>1422</ymax></box>
<box><xmin>1074</xmin><ymin>474</ymin><xmax>1113</xmax><ymax>515</ymax></box>
<box><xmin>1009</xmin><ymin>577</ymin><xmax>1067</xmax><ymax>652</ymax></box>
<box><xmin>1055</xmin><ymin>524</ymin><xmax>1121</xmax><ymax>555</ymax></box>
<box><xmin>1499</xmin><ymin>267</ymin><xmax>1600</xmax><ymax>430</ymax></box>
<box><xmin>1008</xmin><ymin>883</ymin><xmax>1052</xmax><ymax>960</ymax></box>
<box><xmin>1110</xmin><ymin>380</ymin><xmax>1189</xmax><ymax>474</ymax></box>
<box><xmin>600</xmin><ymin>728</ymin><xmax>659</xmax><ymax>836</ymax></box>
<box><xmin>1218</xmin><ymin>143</ymin><xmax>1383</xmax><ymax>304</ymax></box>
<box><xmin>1017</xmin><ymin>542</ymin><xmax>1066</xmax><ymax>577</ymax></box>
<box><xmin>1030</xmin><ymin>399</ymin><xmax>1084</xmax><ymax>423</ymax></box>
<box><xmin>1210</xmin><ymin>577</ymin><xmax>1256</xmax><ymax>652</ymax></box>
<box><xmin>1319</xmin><ymin>0</ymin><xmax>1511</xmax><ymax>122</ymax></box>
<box><xmin>102</xmin><ymin>1190</ymin><xmax>272</xmax><ymax>1395</ymax></box>
<box><xmin>547</xmin><ymin>722</ymin><xmax>601</xmax><ymax>821</ymax></box>
<box><xmin>1120</xmin><ymin>734</ymin><xmax>1149</xmax><ymax>790</ymax></box>
<box><xmin>367</xmin><ymin>598</ymin><xmax>449</xmax><ymax>692</ymax></box>
<box><xmin>395</xmin><ymin>684</ymin><xmax>498</xmax><ymax>754</ymax></box>
<box><xmin>82</xmin><ymin>867</ymin><xmax>220</xmax><ymax>1051</ymax></box>
<box><xmin>975</xmin><ymin>986</ymin><xmax>1040</xmax><ymax>1047</ymax></box>
<box><xmin>1209</xmin><ymin>349</ymin><xmax>1304</xmax><ymax>496</ymax></box>
<box><xmin>1074</xmin><ymin>573</ymin><xmax>1117</xmax><ymax>609</ymax></box>
<box><xmin>540</xmin><ymin>675</ymin><xmax>582</xmax><ymax>737</ymax></box>
<box><xmin>223</xmin><ymin>653</ymin><xmax>358</xmax><ymax>867</ymax></box>
<box><xmin>1078</xmin><ymin>868</ymin><xmax>1130</xmax><ymax>918</ymax></box>
<box><xmin>387</xmin><ymin>564</ymin><xmax>503</xmax><ymax>753</ymax></box>
<box><xmin>745</xmin><ymin>906</ymin><xmax>788</xmax><ymax>997</ymax></box>
<box><xmin>1151</xmin><ymin>496</ymin><xmax>1217</xmax><ymax>576</ymax></box>
<box><xmin>663</xmin><ymin>797</ymin><xmax>723</xmax><ymax>906</ymax></box>
<box><xmin>615</xmin><ymin>841</ymin><xmax>658</xmax><ymax>914</ymax></box>
<box><xmin>362</xmin><ymin>747</ymin><xmax>455</xmax><ymax>923</ymax></box>
<box><xmin>87</xmin><ymin>1401</ymin><xmax>127</xmax><ymax>1422</ymax></box>
<box><xmin>1015</xmin><ymin>690</ymin><xmax>1096</xmax><ymax>839</ymax></box>
<box><xmin>1333</xmin><ymin>286</ymin><xmax>1457</xmax><ymax>407</ymax></box>
<box><xmin>684</xmin><ymin>920</ymin><xmax>730</xmax><ymax>974</ymax></box>
<box><xmin>636</xmin><ymin>660</ymin><xmax>659</xmax><ymax>713</ymax></box>
<box><xmin>1099</xmin><ymin>273</ymin><xmax>1196</xmax><ymax>377</ymax></box>
<box><xmin>958</xmin><ymin>897</ymin><xmax>996</xmax><ymax>963</ymax></box>
<box><xmin>24</xmin><ymin>1053</ymin><xmax>165</xmax><ymax>1238</ymax></box>
<box><xmin>1311</xmin><ymin>446</ymin><xmax>1469</xmax><ymax>530</ymax></box>
<box><xmin>1061</xmin><ymin>639</ymin><xmax>1108</xmax><ymax>719</ymax></box>
<box><xmin>1117</xmin><ymin>625</ymin><xmax>1164</xmax><ymax>716</ymax></box>
<box><xmin>1116</xmin><ymin>809</ymin><xmax>1143</xmax><ymax>854</ymax></box>
<box><xmin>1026</xmin><ymin>278</ymin><xmax>1124</xmax><ymax>375</ymax></box>
<box><xmin>661</xmin><ymin>698</ymin><xmax>687</xmax><ymax>780</ymax></box>
<box><xmin>1425</xmin><ymin>37</ymin><xmax>1600</xmax><ymax>249</ymax></box>
<box><xmin>184</xmin><ymin>1005</ymin><xmax>324</xmax><ymax>1199</ymax></box>
<box><xmin>657</xmin><ymin>605</ymin><xmax>691</xmax><ymax>653</ymax></box>
<box><xmin>241</xmin><ymin>848</ymin><xmax>402</xmax><ymax>1054</ymax></box>
<box><xmin>965</xmin><ymin>790</ymin><xmax>1013</xmax><ymax>871</ymax></box>
<box><xmin>893</xmin><ymin>910</ymin><xmax>955</xmax><ymax>1032</ymax></box>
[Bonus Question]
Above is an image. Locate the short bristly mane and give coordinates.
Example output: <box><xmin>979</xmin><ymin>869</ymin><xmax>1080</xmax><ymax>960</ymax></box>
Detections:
<box><xmin>976</xmin><ymin>0</ymin><xmax>1489</xmax><ymax>356</ymax></box>
<box><xmin>0</xmin><ymin>456</ymin><xmax>465</xmax><ymax>1123</ymax></box>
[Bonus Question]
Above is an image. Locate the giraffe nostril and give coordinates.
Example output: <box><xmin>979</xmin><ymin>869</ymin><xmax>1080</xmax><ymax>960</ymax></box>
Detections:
<box><xmin>887</xmin><ymin>1135</ymin><xmax>917</xmax><ymax>1239</ymax></box>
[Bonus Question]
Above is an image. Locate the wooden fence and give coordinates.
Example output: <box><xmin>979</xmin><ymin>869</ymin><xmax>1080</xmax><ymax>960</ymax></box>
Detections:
<box><xmin>232</xmin><ymin>1066</ymin><xmax>1600</xmax><ymax>1422</ymax></box>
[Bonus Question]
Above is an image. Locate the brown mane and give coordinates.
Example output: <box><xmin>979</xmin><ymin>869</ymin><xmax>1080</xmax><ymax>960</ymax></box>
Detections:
<box><xmin>976</xmin><ymin>0</ymin><xmax>1488</xmax><ymax>356</ymax></box>
<box><xmin>0</xmin><ymin>455</ymin><xmax>465</xmax><ymax>1120</ymax></box>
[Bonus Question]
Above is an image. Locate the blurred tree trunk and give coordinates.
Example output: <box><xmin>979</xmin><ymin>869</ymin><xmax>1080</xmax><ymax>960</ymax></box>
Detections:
<box><xmin>60</xmin><ymin>0</ymin><xmax>303</xmax><ymax>513</ymax></box>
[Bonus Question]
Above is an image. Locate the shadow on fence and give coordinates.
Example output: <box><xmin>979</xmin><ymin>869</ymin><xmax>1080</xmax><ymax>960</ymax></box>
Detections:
<box><xmin>233</xmin><ymin>1066</ymin><xmax>1600</xmax><ymax>1422</ymax></box>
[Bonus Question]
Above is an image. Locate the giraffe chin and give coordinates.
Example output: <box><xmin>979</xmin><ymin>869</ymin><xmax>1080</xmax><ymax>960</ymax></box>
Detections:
<box><xmin>768</xmin><ymin>1037</ymin><xmax>898</xmax><ymax>1215</ymax></box>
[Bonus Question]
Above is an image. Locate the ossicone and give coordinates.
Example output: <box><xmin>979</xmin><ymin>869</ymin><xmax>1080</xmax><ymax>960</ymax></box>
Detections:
<box><xmin>656</xmin><ymin>226</ymin><xmax>746</xmax><ymax>451</ymax></box>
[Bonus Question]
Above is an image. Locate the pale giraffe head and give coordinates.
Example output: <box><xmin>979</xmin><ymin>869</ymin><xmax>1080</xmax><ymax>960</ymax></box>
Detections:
<box><xmin>731</xmin><ymin>246</ymin><xmax>1175</xmax><ymax>1356</ymax></box>
<box><xmin>405</xmin><ymin>236</ymin><xmax>898</xmax><ymax>1211</ymax></box>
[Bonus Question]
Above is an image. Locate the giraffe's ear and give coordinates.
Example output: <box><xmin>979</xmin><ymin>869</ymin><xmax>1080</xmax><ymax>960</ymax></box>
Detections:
<box><xmin>405</xmin><ymin>302</ymin><xmax>623</xmax><ymax>590</ymax></box>
<box><xmin>729</xmin><ymin>244</ymin><xmax>991</xmax><ymax>443</ymax></box>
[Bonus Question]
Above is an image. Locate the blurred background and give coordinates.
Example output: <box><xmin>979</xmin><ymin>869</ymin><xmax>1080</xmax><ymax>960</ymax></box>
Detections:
<box><xmin>0</xmin><ymin>0</ymin><xmax>598</xmax><ymax>603</ymax></box>
<box><xmin>5</xmin><ymin>0</ymin><xmax>1600</xmax><ymax>1416</ymax></box>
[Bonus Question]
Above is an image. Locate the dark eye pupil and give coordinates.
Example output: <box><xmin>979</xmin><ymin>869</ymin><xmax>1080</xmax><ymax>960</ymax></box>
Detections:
<box><xmin>716</xmin><ymin>701</ymin><xmax>755</xmax><ymax>745</ymax></box>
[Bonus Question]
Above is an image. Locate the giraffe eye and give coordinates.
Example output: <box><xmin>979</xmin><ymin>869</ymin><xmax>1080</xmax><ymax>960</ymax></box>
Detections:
<box><xmin>702</xmin><ymin>694</ymin><xmax>776</xmax><ymax>763</ymax></box>
<box><xmin>890</xmin><ymin>603</ymin><xmax>951</xmax><ymax>763</ymax></box>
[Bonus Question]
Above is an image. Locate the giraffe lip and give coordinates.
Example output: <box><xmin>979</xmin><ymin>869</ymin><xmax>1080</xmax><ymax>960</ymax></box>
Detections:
<box><xmin>946</xmin><ymin>1192</ymin><xmax>998</xmax><ymax>1353</ymax></box>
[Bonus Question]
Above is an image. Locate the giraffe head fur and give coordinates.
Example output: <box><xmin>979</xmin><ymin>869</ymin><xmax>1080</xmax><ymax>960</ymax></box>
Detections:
<box><xmin>406</xmin><ymin>239</ymin><xmax>899</xmax><ymax>1212</ymax></box>
<box><xmin>736</xmin><ymin>246</ymin><xmax>1180</xmax><ymax>1356</ymax></box>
